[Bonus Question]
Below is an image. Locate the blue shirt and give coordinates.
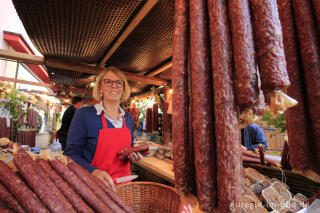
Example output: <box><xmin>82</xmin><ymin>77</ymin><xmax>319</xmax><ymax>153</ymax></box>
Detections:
<box><xmin>64</xmin><ymin>106</ymin><xmax>134</xmax><ymax>173</ymax></box>
<box><xmin>242</xmin><ymin>123</ymin><xmax>268</xmax><ymax>151</ymax></box>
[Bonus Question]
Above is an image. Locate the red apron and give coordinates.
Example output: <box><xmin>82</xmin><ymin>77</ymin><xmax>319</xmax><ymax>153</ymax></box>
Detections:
<box><xmin>91</xmin><ymin>113</ymin><xmax>131</xmax><ymax>179</ymax></box>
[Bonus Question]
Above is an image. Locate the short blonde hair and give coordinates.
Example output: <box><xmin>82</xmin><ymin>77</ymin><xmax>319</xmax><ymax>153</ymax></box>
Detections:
<box><xmin>93</xmin><ymin>66</ymin><xmax>131</xmax><ymax>102</ymax></box>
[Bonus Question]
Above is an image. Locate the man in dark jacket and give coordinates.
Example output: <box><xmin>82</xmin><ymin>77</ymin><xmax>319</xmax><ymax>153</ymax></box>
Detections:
<box><xmin>241</xmin><ymin>123</ymin><xmax>268</xmax><ymax>152</ymax></box>
<box><xmin>57</xmin><ymin>96</ymin><xmax>83</xmax><ymax>150</ymax></box>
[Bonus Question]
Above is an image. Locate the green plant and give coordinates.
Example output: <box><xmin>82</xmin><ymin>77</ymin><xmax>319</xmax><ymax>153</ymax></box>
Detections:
<box><xmin>36</xmin><ymin>113</ymin><xmax>42</xmax><ymax>133</ymax></box>
<box><xmin>0</xmin><ymin>86</ymin><xmax>27</xmax><ymax>141</ymax></box>
<box><xmin>261</xmin><ymin>111</ymin><xmax>286</xmax><ymax>138</ymax></box>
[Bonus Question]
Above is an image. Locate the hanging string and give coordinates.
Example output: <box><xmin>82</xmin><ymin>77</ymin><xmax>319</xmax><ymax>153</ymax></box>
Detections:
<box><xmin>279</xmin><ymin>167</ymin><xmax>287</xmax><ymax>185</ymax></box>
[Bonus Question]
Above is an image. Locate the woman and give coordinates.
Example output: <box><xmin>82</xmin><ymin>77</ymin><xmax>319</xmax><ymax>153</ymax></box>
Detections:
<box><xmin>64</xmin><ymin>67</ymin><xmax>142</xmax><ymax>190</ymax></box>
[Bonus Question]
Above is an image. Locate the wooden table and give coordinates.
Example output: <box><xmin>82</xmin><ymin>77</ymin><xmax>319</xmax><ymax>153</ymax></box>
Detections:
<box><xmin>133</xmin><ymin>156</ymin><xmax>175</xmax><ymax>184</ymax></box>
<box><xmin>133</xmin><ymin>156</ymin><xmax>203</xmax><ymax>213</ymax></box>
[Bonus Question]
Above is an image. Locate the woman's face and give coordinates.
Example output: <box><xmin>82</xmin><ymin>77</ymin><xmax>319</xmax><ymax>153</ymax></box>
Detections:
<box><xmin>99</xmin><ymin>71</ymin><xmax>124</xmax><ymax>102</ymax></box>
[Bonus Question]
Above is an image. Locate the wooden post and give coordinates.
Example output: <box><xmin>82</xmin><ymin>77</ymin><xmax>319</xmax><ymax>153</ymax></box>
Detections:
<box><xmin>51</xmin><ymin>106</ymin><xmax>57</xmax><ymax>143</ymax></box>
<box><xmin>13</xmin><ymin>62</ymin><xmax>19</xmax><ymax>90</ymax></box>
<box><xmin>162</xmin><ymin>88</ymin><xmax>171</xmax><ymax>146</ymax></box>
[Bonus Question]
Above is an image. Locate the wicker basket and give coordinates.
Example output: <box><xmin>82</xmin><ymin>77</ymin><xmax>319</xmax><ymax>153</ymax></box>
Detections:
<box><xmin>116</xmin><ymin>181</ymin><xmax>181</xmax><ymax>213</ymax></box>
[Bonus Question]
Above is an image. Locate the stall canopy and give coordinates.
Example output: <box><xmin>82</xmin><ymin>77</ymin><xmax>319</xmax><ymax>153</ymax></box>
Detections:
<box><xmin>6</xmin><ymin>0</ymin><xmax>173</xmax><ymax>100</ymax></box>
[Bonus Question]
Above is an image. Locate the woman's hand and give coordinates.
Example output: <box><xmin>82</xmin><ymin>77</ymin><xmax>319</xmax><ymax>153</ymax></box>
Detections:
<box><xmin>91</xmin><ymin>169</ymin><xmax>116</xmax><ymax>191</ymax></box>
<box><xmin>179</xmin><ymin>193</ymin><xmax>196</xmax><ymax>213</ymax></box>
<box><xmin>241</xmin><ymin>145</ymin><xmax>247</xmax><ymax>152</ymax></box>
<box><xmin>128</xmin><ymin>152</ymin><xmax>143</xmax><ymax>162</ymax></box>
<box><xmin>179</xmin><ymin>204</ymin><xmax>192</xmax><ymax>213</ymax></box>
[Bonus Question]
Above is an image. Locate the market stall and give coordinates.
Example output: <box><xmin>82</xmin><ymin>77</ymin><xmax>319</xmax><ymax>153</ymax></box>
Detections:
<box><xmin>0</xmin><ymin>0</ymin><xmax>319</xmax><ymax>212</ymax></box>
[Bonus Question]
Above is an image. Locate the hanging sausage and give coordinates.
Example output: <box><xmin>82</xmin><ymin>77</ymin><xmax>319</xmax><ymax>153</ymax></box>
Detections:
<box><xmin>190</xmin><ymin>0</ymin><xmax>216</xmax><ymax>211</ymax></box>
<box><xmin>292</xmin><ymin>0</ymin><xmax>320</xmax><ymax>173</ymax></box>
<box><xmin>208</xmin><ymin>0</ymin><xmax>242</xmax><ymax>212</ymax></box>
<box><xmin>172</xmin><ymin>0</ymin><xmax>195</xmax><ymax>195</ymax></box>
<box><xmin>250</xmin><ymin>0</ymin><xmax>296</xmax><ymax>117</ymax></box>
<box><xmin>229</xmin><ymin>0</ymin><xmax>262</xmax><ymax>126</ymax></box>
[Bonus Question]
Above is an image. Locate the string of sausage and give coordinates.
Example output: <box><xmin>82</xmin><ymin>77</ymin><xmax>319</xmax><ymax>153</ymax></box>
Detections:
<box><xmin>117</xmin><ymin>145</ymin><xmax>149</xmax><ymax>160</ymax></box>
<box><xmin>311</xmin><ymin>0</ymin><xmax>320</xmax><ymax>35</ymax></box>
<box><xmin>280</xmin><ymin>141</ymin><xmax>290</xmax><ymax>169</ymax></box>
<box><xmin>49</xmin><ymin>160</ymin><xmax>112</xmax><ymax>213</ymax></box>
<box><xmin>277</xmin><ymin>0</ymin><xmax>317</xmax><ymax>173</ymax></box>
<box><xmin>67</xmin><ymin>160</ymin><xmax>135</xmax><ymax>213</ymax></box>
<box><xmin>189</xmin><ymin>0</ymin><xmax>216</xmax><ymax>212</ymax></box>
<box><xmin>13</xmin><ymin>148</ymin><xmax>75</xmax><ymax>213</ymax></box>
<box><xmin>0</xmin><ymin>160</ymin><xmax>49</xmax><ymax>213</ymax></box>
<box><xmin>37</xmin><ymin>159</ymin><xmax>94</xmax><ymax>213</ymax></box>
<box><xmin>0</xmin><ymin>181</ymin><xmax>25</xmax><ymax>213</ymax></box>
<box><xmin>67</xmin><ymin>161</ymin><xmax>125</xmax><ymax>213</ymax></box>
<box><xmin>0</xmin><ymin>202</ymin><xmax>13</xmax><ymax>213</ymax></box>
<box><xmin>229</xmin><ymin>0</ymin><xmax>259</xmax><ymax>112</ymax></box>
<box><xmin>172</xmin><ymin>0</ymin><xmax>195</xmax><ymax>195</ymax></box>
<box><xmin>207</xmin><ymin>0</ymin><xmax>242</xmax><ymax>212</ymax></box>
<box><xmin>242</xmin><ymin>150</ymin><xmax>280</xmax><ymax>167</ymax></box>
<box><xmin>292</xmin><ymin>0</ymin><xmax>320</xmax><ymax>174</ymax></box>
<box><xmin>249</xmin><ymin>0</ymin><xmax>290</xmax><ymax>103</ymax></box>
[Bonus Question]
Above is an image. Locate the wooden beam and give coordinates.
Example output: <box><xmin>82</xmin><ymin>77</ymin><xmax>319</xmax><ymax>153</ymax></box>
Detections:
<box><xmin>0</xmin><ymin>76</ymin><xmax>53</xmax><ymax>88</ymax></box>
<box><xmin>1</xmin><ymin>50</ymin><xmax>167</xmax><ymax>86</ymax></box>
<box><xmin>147</xmin><ymin>62</ymin><xmax>172</xmax><ymax>77</ymax></box>
<box><xmin>123</xmin><ymin>71</ymin><xmax>167</xmax><ymax>86</ymax></box>
<box><xmin>98</xmin><ymin>0</ymin><xmax>159</xmax><ymax>67</ymax></box>
<box><xmin>54</xmin><ymin>85</ymin><xmax>92</xmax><ymax>95</ymax></box>
<box><xmin>46</xmin><ymin>59</ymin><xmax>167</xmax><ymax>86</ymax></box>
<box><xmin>45</xmin><ymin>58</ymin><xmax>102</xmax><ymax>75</ymax></box>
<box><xmin>19</xmin><ymin>89</ymin><xmax>56</xmax><ymax>96</ymax></box>
<box><xmin>0</xmin><ymin>49</ymin><xmax>44</xmax><ymax>65</ymax></box>
<box><xmin>132</xmin><ymin>87</ymin><xmax>165</xmax><ymax>100</ymax></box>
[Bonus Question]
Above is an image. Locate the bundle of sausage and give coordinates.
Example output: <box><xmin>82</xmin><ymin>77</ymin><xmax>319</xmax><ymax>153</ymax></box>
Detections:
<box><xmin>242</xmin><ymin>147</ymin><xmax>280</xmax><ymax>167</ymax></box>
<box><xmin>0</xmin><ymin>147</ymin><xmax>135</xmax><ymax>213</ymax></box>
<box><xmin>117</xmin><ymin>145</ymin><xmax>149</xmax><ymax>160</ymax></box>
<box><xmin>145</xmin><ymin>108</ymin><xmax>152</xmax><ymax>133</ymax></box>
<box><xmin>27</xmin><ymin>109</ymin><xmax>38</xmax><ymax>129</ymax></box>
<box><xmin>171</xmin><ymin>0</ymin><xmax>302</xmax><ymax>212</ymax></box>
<box><xmin>275</xmin><ymin>0</ymin><xmax>320</xmax><ymax>175</ymax></box>
<box><xmin>249</xmin><ymin>0</ymin><xmax>297</xmax><ymax>117</ymax></box>
<box><xmin>152</xmin><ymin>104</ymin><xmax>158</xmax><ymax>132</ymax></box>
<box><xmin>128</xmin><ymin>105</ymin><xmax>138</xmax><ymax>129</ymax></box>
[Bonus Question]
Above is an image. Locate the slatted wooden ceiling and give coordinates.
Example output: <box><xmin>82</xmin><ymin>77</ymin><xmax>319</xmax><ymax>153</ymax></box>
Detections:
<box><xmin>107</xmin><ymin>0</ymin><xmax>174</xmax><ymax>74</ymax></box>
<box><xmin>11</xmin><ymin>0</ymin><xmax>173</xmax><ymax>97</ymax></box>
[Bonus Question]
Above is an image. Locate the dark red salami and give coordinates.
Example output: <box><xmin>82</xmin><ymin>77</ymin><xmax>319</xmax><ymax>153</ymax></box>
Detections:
<box><xmin>67</xmin><ymin>161</ymin><xmax>125</xmax><ymax>213</ymax></box>
<box><xmin>312</xmin><ymin>0</ymin><xmax>320</xmax><ymax>35</ymax></box>
<box><xmin>50</xmin><ymin>160</ymin><xmax>112</xmax><ymax>213</ymax></box>
<box><xmin>0</xmin><ymin>161</ymin><xmax>48</xmax><ymax>213</ymax></box>
<box><xmin>172</xmin><ymin>0</ymin><xmax>194</xmax><ymax>195</ymax></box>
<box><xmin>117</xmin><ymin>145</ymin><xmax>149</xmax><ymax>160</ymax></box>
<box><xmin>37</xmin><ymin>159</ymin><xmax>94</xmax><ymax>213</ymax></box>
<box><xmin>280</xmin><ymin>141</ymin><xmax>290</xmax><ymax>169</ymax></box>
<box><xmin>13</xmin><ymin>148</ymin><xmax>75</xmax><ymax>213</ymax></box>
<box><xmin>277</xmin><ymin>0</ymin><xmax>317</xmax><ymax>173</ymax></box>
<box><xmin>190</xmin><ymin>0</ymin><xmax>216</xmax><ymax>211</ymax></box>
<box><xmin>0</xmin><ymin>182</ymin><xmax>25</xmax><ymax>213</ymax></box>
<box><xmin>229</xmin><ymin>0</ymin><xmax>259</xmax><ymax>111</ymax></box>
<box><xmin>0</xmin><ymin>203</ymin><xmax>13</xmax><ymax>213</ymax></box>
<box><xmin>258</xmin><ymin>144</ymin><xmax>265</xmax><ymax>165</ymax></box>
<box><xmin>293</xmin><ymin>0</ymin><xmax>320</xmax><ymax>173</ymax></box>
<box><xmin>93</xmin><ymin>176</ymin><xmax>135</xmax><ymax>213</ymax></box>
<box><xmin>208</xmin><ymin>0</ymin><xmax>242</xmax><ymax>212</ymax></box>
<box><xmin>249</xmin><ymin>0</ymin><xmax>290</xmax><ymax>102</ymax></box>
